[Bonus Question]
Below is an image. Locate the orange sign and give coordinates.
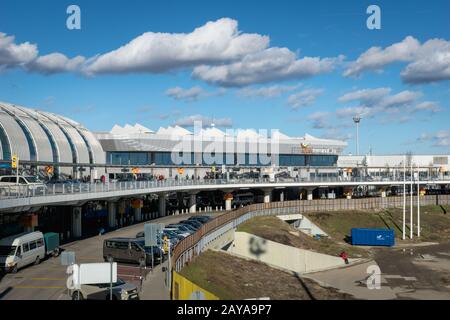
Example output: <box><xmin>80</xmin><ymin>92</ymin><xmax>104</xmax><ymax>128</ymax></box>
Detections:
<box><xmin>301</xmin><ymin>143</ymin><xmax>312</xmax><ymax>154</ymax></box>
<box><xmin>177</xmin><ymin>168</ymin><xmax>184</xmax><ymax>174</ymax></box>
<box><xmin>223</xmin><ymin>193</ymin><xmax>233</xmax><ymax>200</ymax></box>
<box><xmin>131</xmin><ymin>167</ymin><xmax>140</xmax><ymax>174</ymax></box>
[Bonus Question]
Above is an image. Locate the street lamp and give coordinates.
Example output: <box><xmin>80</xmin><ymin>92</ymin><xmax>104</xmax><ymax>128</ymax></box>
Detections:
<box><xmin>352</xmin><ymin>115</ymin><xmax>361</xmax><ymax>156</ymax></box>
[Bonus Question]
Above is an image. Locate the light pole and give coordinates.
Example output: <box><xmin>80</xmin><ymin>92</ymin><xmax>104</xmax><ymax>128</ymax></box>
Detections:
<box><xmin>352</xmin><ymin>116</ymin><xmax>361</xmax><ymax>156</ymax></box>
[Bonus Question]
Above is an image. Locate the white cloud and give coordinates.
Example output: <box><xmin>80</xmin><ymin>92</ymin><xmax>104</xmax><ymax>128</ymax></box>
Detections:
<box><xmin>418</xmin><ymin>130</ymin><xmax>450</xmax><ymax>147</ymax></box>
<box><xmin>27</xmin><ymin>53</ymin><xmax>85</xmax><ymax>74</ymax></box>
<box><xmin>307</xmin><ymin>111</ymin><xmax>332</xmax><ymax>129</ymax></box>
<box><xmin>344</xmin><ymin>36</ymin><xmax>419</xmax><ymax>77</ymax></box>
<box><xmin>0</xmin><ymin>18</ymin><xmax>344</xmax><ymax>86</ymax></box>
<box><xmin>238</xmin><ymin>83</ymin><xmax>302</xmax><ymax>98</ymax></box>
<box><xmin>335</xmin><ymin>106</ymin><xmax>371</xmax><ymax>119</ymax></box>
<box><xmin>401</xmin><ymin>38</ymin><xmax>450</xmax><ymax>83</ymax></box>
<box><xmin>337</xmin><ymin>88</ymin><xmax>423</xmax><ymax>117</ymax></box>
<box><xmin>412</xmin><ymin>101</ymin><xmax>440</xmax><ymax>113</ymax></box>
<box><xmin>338</xmin><ymin>87</ymin><xmax>391</xmax><ymax>105</ymax></box>
<box><xmin>344</xmin><ymin>36</ymin><xmax>450</xmax><ymax>84</ymax></box>
<box><xmin>173</xmin><ymin>114</ymin><xmax>232</xmax><ymax>127</ymax></box>
<box><xmin>320</xmin><ymin>127</ymin><xmax>352</xmax><ymax>141</ymax></box>
<box><xmin>287</xmin><ymin>88</ymin><xmax>323</xmax><ymax>110</ymax></box>
<box><xmin>165</xmin><ymin>86</ymin><xmax>225</xmax><ymax>102</ymax></box>
<box><xmin>0</xmin><ymin>32</ymin><xmax>38</xmax><ymax>70</ymax></box>
<box><xmin>193</xmin><ymin>48</ymin><xmax>344</xmax><ymax>87</ymax></box>
<box><xmin>83</xmin><ymin>18</ymin><xmax>269</xmax><ymax>75</ymax></box>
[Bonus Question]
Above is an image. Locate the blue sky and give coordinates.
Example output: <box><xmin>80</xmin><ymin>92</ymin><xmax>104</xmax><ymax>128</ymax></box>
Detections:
<box><xmin>0</xmin><ymin>0</ymin><xmax>449</xmax><ymax>155</ymax></box>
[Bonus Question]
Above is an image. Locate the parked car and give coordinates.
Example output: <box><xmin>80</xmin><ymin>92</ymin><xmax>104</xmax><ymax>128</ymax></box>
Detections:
<box><xmin>164</xmin><ymin>228</ymin><xmax>190</xmax><ymax>238</ymax></box>
<box><xmin>134</xmin><ymin>231</ymin><xmax>177</xmax><ymax>253</ymax></box>
<box><xmin>70</xmin><ymin>278</ymin><xmax>139</xmax><ymax>300</ymax></box>
<box><xmin>180</xmin><ymin>219</ymin><xmax>202</xmax><ymax>230</ymax></box>
<box><xmin>166</xmin><ymin>223</ymin><xmax>196</xmax><ymax>234</ymax></box>
<box><xmin>0</xmin><ymin>231</ymin><xmax>60</xmax><ymax>273</ymax></box>
<box><xmin>103</xmin><ymin>238</ymin><xmax>164</xmax><ymax>266</ymax></box>
<box><xmin>188</xmin><ymin>215</ymin><xmax>212</xmax><ymax>224</ymax></box>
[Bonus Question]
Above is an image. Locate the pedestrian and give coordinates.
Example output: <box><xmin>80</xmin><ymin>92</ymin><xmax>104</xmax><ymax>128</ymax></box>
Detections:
<box><xmin>340</xmin><ymin>251</ymin><xmax>349</xmax><ymax>264</ymax></box>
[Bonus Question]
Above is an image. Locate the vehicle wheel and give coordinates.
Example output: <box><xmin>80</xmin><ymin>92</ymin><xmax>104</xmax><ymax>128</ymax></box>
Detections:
<box><xmin>34</xmin><ymin>256</ymin><xmax>41</xmax><ymax>265</ymax></box>
<box><xmin>11</xmin><ymin>264</ymin><xmax>18</xmax><ymax>274</ymax></box>
<box><xmin>53</xmin><ymin>248</ymin><xmax>60</xmax><ymax>257</ymax></box>
<box><xmin>72</xmin><ymin>291</ymin><xmax>84</xmax><ymax>300</ymax></box>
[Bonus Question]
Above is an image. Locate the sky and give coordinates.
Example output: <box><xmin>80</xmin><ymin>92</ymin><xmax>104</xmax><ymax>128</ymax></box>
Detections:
<box><xmin>0</xmin><ymin>0</ymin><xmax>449</xmax><ymax>155</ymax></box>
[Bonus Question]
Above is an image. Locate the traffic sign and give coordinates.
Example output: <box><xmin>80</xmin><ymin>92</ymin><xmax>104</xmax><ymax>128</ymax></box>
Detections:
<box><xmin>144</xmin><ymin>223</ymin><xmax>158</xmax><ymax>247</ymax></box>
<box><xmin>11</xmin><ymin>154</ymin><xmax>18</xmax><ymax>169</ymax></box>
<box><xmin>61</xmin><ymin>251</ymin><xmax>76</xmax><ymax>266</ymax></box>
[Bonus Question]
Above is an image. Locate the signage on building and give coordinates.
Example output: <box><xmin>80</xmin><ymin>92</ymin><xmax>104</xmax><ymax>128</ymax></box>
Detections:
<box><xmin>131</xmin><ymin>167</ymin><xmax>140</xmax><ymax>174</ymax></box>
<box><xmin>301</xmin><ymin>143</ymin><xmax>312</xmax><ymax>154</ymax></box>
<box><xmin>224</xmin><ymin>193</ymin><xmax>233</xmax><ymax>200</ymax></box>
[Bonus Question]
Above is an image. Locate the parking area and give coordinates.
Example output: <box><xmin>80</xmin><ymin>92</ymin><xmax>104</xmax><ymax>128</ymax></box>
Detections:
<box><xmin>0</xmin><ymin>211</ymin><xmax>222</xmax><ymax>300</ymax></box>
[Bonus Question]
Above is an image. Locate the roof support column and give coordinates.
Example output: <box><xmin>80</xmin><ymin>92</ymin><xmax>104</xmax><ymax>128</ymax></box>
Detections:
<box><xmin>71</xmin><ymin>206</ymin><xmax>82</xmax><ymax>238</ymax></box>
<box><xmin>158</xmin><ymin>193</ymin><xmax>167</xmax><ymax>217</ymax></box>
<box><xmin>189</xmin><ymin>192</ymin><xmax>198</xmax><ymax>214</ymax></box>
<box><xmin>107</xmin><ymin>201</ymin><xmax>117</xmax><ymax>228</ymax></box>
<box><xmin>262</xmin><ymin>188</ymin><xmax>273</xmax><ymax>203</ymax></box>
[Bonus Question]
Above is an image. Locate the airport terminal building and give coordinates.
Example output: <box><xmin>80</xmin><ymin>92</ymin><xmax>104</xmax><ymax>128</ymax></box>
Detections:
<box><xmin>0</xmin><ymin>102</ymin><xmax>105</xmax><ymax>177</ymax></box>
<box><xmin>95</xmin><ymin>123</ymin><xmax>347</xmax><ymax>179</ymax></box>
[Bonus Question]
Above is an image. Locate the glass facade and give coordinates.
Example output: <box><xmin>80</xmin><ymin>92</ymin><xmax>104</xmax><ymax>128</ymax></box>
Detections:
<box><xmin>0</xmin><ymin>124</ymin><xmax>11</xmax><ymax>160</ymax></box>
<box><xmin>107</xmin><ymin>151</ymin><xmax>338</xmax><ymax>167</ymax></box>
<box><xmin>14</xmin><ymin>118</ymin><xmax>37</xmax><ymax>161</ymax></box>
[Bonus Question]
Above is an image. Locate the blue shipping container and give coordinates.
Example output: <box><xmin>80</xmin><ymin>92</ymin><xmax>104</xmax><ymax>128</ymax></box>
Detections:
<box><xmin>351</xmin><ymin>228</ymin><xmax>395</xmax><ymax>247</ymax></box>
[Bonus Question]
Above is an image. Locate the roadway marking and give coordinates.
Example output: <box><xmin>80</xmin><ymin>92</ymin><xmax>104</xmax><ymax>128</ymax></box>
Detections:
<box><xmin>13</xmin><ymin>285</ymin><xmax>65</xmax><ymax>289</ymax></box>
<box><xmin>30</xmin><ymin>278</ymin><xmax>65</xmax><ymax>281</ymax></box>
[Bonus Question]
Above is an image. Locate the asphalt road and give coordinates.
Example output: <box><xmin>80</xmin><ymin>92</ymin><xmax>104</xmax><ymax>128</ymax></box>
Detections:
<box><xmin>0</xmin><ymin>211</ymin><xmax>222</xmax><ymax>300</ymax></box>
<box><xmin>373</xmin><ymin>243</ymin><xmax>450</xmax><ymax>299</ymax></box>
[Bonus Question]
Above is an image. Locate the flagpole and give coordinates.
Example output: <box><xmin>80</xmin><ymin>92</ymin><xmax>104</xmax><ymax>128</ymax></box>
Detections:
<box><xmin>410</xmin><ymin>161</ymin><xmax>413</xmax><ymax>239</ymax></box>
<box><xmin>417</xmin><ymin>163</ymin><xmax>420</xmax><ymax>238</ymax></box>
<box><xmin>403</xmin><ymin>155</ymin><xmax>406</xmax><ymax>240</ymax></box>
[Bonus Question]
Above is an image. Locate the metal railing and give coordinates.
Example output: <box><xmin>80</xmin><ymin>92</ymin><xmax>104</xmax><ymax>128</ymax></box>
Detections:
<box><xmin>0</xmin><ymin>175</ymin><xmax>448</xmax><ymax>201</ymax></box>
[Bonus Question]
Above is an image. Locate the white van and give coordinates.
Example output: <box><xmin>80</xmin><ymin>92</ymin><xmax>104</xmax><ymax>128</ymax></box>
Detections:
<box><xmin>0</xmin><ymin>231</ymin><xmax>46</xmax><ymax>273</ymax></box>
<box><xmin>0</xmin><ymin>175</ymin><xmax>46</xmax><ymax>196</ymax></box>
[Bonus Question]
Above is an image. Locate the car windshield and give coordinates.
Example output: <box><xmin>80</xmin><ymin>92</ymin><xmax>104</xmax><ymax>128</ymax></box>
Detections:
<box><xmin>0</xmin><ymin>245</ymin><xmax>16</xmax><ymax>256</ymax></box>
<box><xmin>94</xmin><ymin>278</ymin><xmax>125</xmax><ymax>288</ymax></box>
<box><xmin>25</xmin><ymin>176</ymin><xmax>40</xmax><ymax>183</ymax></box>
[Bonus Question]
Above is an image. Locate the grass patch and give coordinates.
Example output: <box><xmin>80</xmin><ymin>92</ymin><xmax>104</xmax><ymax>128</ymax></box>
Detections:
<box><xmin>179</xmin><ymin>250</ymin><xmax>353</xmax><ymax>300</ymax></box>
<box><xmin>305</xmin><ymin>205</ymin><xmax>450</xmax><ymax>244</ymax></box>
<box><xmin>237</xmin><ymin>215</ymin><xmax>369</xmax><ymax>258</ymax></box>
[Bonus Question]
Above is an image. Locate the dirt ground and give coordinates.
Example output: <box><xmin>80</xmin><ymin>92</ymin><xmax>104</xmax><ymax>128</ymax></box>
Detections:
<box><xmin>180</xmin><ymin>250</ymin><xmax>353</xmax><ymax>300</ymax></box>
<box><xmin>237</xmin><ymin>215</ymin><xmax>369</xmax><ymax>258</ymax></box>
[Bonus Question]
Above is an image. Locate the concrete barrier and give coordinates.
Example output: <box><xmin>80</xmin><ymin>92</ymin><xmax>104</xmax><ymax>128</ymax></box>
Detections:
<box><xmin>277</xmin><ymin>214</ymin><xmax>328</xmax><ymax>237</ymax></box>
<box><xmin>227</xmin><ymin>232</ymin><xmax>355</xmax><ymax>274</ymax></box>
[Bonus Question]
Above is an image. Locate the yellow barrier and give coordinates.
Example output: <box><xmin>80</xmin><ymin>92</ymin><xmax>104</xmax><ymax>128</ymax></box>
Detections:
<box><xmin>172</xmin><ymin>271</ymin><xmax>219</xmax><ymax>300</ymax></box>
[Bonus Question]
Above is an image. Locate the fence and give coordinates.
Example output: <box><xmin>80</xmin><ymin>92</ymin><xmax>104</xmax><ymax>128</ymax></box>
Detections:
<box><xmin>172</xmin><ymin>194</ymin><xmax>450</xmax><ymax>271</ymax></box>
<box><xmin>1</xmin><ymin>176</ymin><xmax>448</xmax><ymax>200</ymax></box>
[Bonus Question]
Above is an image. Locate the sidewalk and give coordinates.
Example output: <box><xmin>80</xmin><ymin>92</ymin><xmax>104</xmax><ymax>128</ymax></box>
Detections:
<box><xmin>139</xmin><ymin>260</ymin><xmax>170</xmax><ymax>300</ymax></box>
